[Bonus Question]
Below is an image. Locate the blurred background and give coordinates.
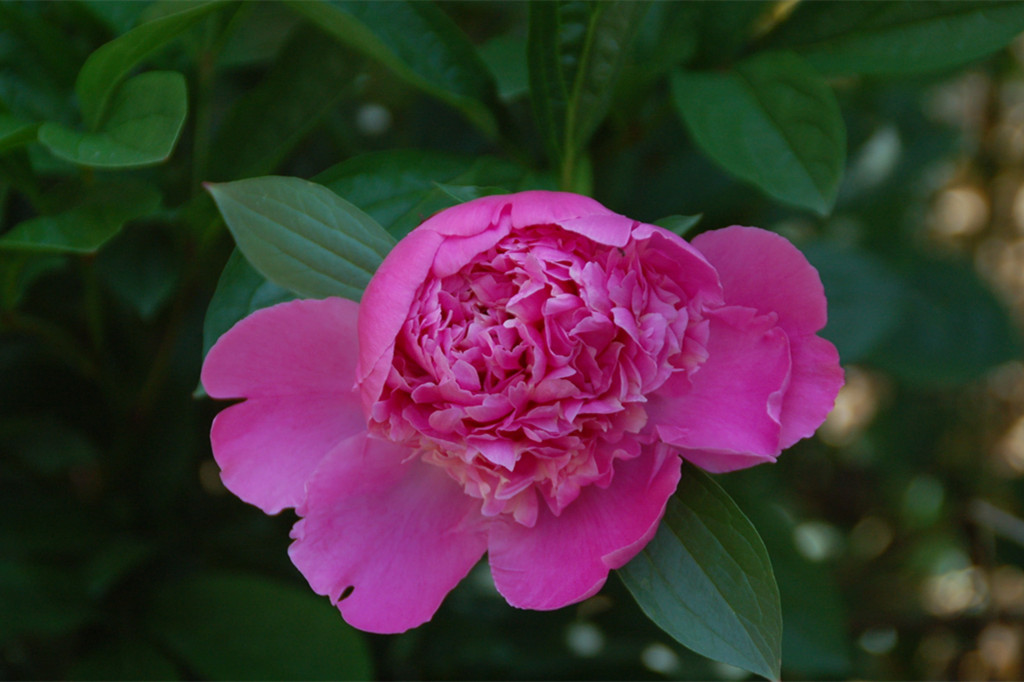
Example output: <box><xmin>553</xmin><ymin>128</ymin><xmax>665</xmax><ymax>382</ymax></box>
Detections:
<box><xmin>2</xmin><ymin>1</ymin><xmax>1024</xmax><ymax>680</ymax></box>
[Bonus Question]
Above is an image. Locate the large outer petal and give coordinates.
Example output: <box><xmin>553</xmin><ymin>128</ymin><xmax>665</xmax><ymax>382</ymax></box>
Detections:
<box><xmin>288</xmin><ymin>433</ymin><xmax>488</xmax><ymax>633</ymax></box>
<box><xmin>416</xmin><ymin>190</ymin><xmax>616</xmax><ymax>238</ymax></box>
<box><xmin>647</xmin><ymin>306</ymin><xmax>791</xmax><ymax>472</ymax></box>
<box><xmin>358</xmin><ymin>228</ymin><xmax>444</xmax><ymax>411</ymax></box>
<box><xmin>778</xmin><ymin>334</ymin><xmax>843</xmax><ymax>449</ymax></box>
<box><xmin>487</xmin><ymin>447</ymin><xmax>681</xmax><ymax>610</ymax></box>
<box><xmin>691</xmin><ymin>226</ymin><xmax>826</xmax><ymax>336</ymax></box>
<box><xmin>202</xmin><ymin>298</ymin><xmax>365</xmax><ymax>514</ymax></box>
<box><xmin>691</xmin><ymin>226</ymin><xmax>843</xmax><ymax>451</ymax></box>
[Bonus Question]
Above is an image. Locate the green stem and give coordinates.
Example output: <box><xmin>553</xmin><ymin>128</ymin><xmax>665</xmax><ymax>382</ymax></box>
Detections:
<box><xmin>560</xmin><ymin>145</ymin><xmax>576</xmax><ymax>192</ymax></box>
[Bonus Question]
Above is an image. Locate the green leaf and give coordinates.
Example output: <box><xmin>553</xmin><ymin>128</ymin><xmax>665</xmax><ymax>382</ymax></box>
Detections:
<box><xmin>764</xmin><ymin>1</ymin><xmax>1024</xmax><ymax>77</ymax></box>
<box><xmin>0</xmin><ymin>252</ymin><xmax>66</xmax><ymax>309</ymax></box>
<box><xmin>148</xmin><ymin>571</ymin><xmax>372</xmax><ymax>681</ymax></box>
<box><xmin>654</xmin><ymin>213</ymin><xmax>703</xmax><ymax>237</ymax></box>
<box><xmin>202</xmin><ymin>248</ymin><xmax>297</xmax><ymax>360</ymax></box>
<box><xmin>314</xmin><ymin>149</ymin><xmax>553</xmax><ymax>238</ymax></box>
<box><xmin>529</xmin><ymin>2</ymin><xmax>649</xmax><ymax>164</ymax></box>
<box><xmin>624</xmin><ymin>3</ymin><xmax>699</xmax><ymax>92</ymax></box>
<box><xmin>96</xmin><ymin>225</ymin><xmax>182</xmax><ymax>320</ymax></box>
<box><xmin>478</xmin><ymin>33</ymin><xmax>529</xmax><ymax>102</ymax></box>
<box><xmin>0</xmin><ymin>559</ymin><xmax>94</xmax><ymax>640</ymax></box>
<box><xmin>79</xmin><ymin>0</ymin><xmax>152</xmax><ymax>35</ymax></box>
<box><xmin>0</xmin><ymin>113</ymin><xmax>40</xmax><ymax>154</ymax></box>
<box><xmin>868</xmin><ymin>258</ymin><xmax>1022</xmax><ymax>386</ymax></box>
<box><xmin>208</xmin><ymin>26</ymin><xmax>360</xmax><ymax>180</ymax></box>
<box><xmin>724</xmin><ymin>474</ymin><xmax>852</xmax><ymax>678</ymax></box>
<box><xmin>75</xmin><ymin>0</ymin><xmax>224</xmax><ymax>129</ymax></box>
<box><xmin>69</xmin><ymin>637</ymin><xmax>180</xmax><ymax>682</ymax></box>
<box><xmin>206</xmin><ymin>176</ymin><xmax>396</xmax><ymax>300</ymax></box>
<box><xmin>689</xmin><ymin>1</ymin><xmax>770</xmax><ymax>68</ymax></box>
<box><xmin>803</xmin><ymin>241</ymin><xmax>908</xmax><ymax>363</ymax></box>
<box><xmin>672</xmin><ymin>51</ymin><xmax>845</xmax><ymax>215</ymax></box>
<box><xmin>0</xmin><ymin>180</ymin><xmax>161</xmax><ymax>254</ymax></box>
<box><xmin>432</xmin><ymin>182</ymin><xmax>510</xmax><ymax>204</ymax></box>
<box><xmin>39</xmin><ymin>71</ymin><xmax>187</xmax><ymax>168</ymax></box>
<box><xmin>291</xmin><ymin>0</ymin><xmax>498</xmax><ymax>138</ymax></box>
<box><xmin>216</xmin><ymin>2</ymin><xmax>304</xmax><ymax>69</ymax></box>
<box><xmin>619</xmin><ymin>465</ymin><xmax>782</xmax><ymax>680</ymax></box>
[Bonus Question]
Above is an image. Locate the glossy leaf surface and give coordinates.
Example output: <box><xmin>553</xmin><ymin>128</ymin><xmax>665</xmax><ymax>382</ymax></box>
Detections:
<box><xmin>766</xmin><ymin>1</ymin><xmax>1024</xmax><ymax>77</ymax></box>
<box><xmin>529</xmin><ymin>2</ymin><xmax>648</xmax><ymax>165</ymax></box>
<box><xmin>206</xmin><ymin>176</ymin><xmax>395</xmax><ymax>300</ymax></box>
<box><xmin>672</xmin><ymin>51</ymin><xmax>845</xmax><ymax>214</ymax></box>
<box><xmin>75</xmin><ymin>1</ymin><xmax>223</xmax><ymax>129</ymax></box>
<box><xmin>315</xmin><ymin>149</ymin><xmax>552</xmax><ymax>237</ymax></box>
<box><xmin>40</xmin><ymin>71</ymin><xmax>187</xmax><ymax>168</ymax></box>
<box><xmin>620</xmin><ymin>465</ymin><xmax>782</xmax><ymax>681</ymax></box>
<box><xmin>0</xmin><ymin>181</ymin><xmax>160</xmax><ymax>254</ymax></box>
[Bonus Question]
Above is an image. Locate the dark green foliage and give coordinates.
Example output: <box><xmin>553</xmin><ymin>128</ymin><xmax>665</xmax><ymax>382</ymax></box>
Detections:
<box><xmin>1</xmin><ymin>1</ymin><xmax>1022</xmax><ymax>680</ymax></box>
<box><xmin>620</xmin><ymin>466</ymin><xmax>782</xmax><ymax>680</ymax></box>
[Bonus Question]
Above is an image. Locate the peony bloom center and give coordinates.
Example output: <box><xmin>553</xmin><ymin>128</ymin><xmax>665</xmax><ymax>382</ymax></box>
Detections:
<box><xmin>370</xmin><ymin>223</ymin><xmax>713</xmax><ymax>527</ymax></box>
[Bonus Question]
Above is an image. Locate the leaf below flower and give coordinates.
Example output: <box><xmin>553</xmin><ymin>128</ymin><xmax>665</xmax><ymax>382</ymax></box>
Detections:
<box><xmin>619</xmin><ymin>463</ymin><xmax>782</xmax><ymax>680</ymax></box>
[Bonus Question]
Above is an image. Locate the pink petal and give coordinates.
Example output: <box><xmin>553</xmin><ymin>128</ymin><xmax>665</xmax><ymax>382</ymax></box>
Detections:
<box><xmin>675</xmin><ymin>449</ymin><xmax>780</xmax><ymax>474</ymax></box>
<box><xmin>412</xmin><ymin>191</ymin><xmax>613</xmax><ymax>238</ymax></box>
<box><xmin>778</xmin><ymin>334</ymin><xmax>844</xmax><ymax>450</ymax></box>
<box><xmin>431</xmin><ymin>220</ymin><xmax>511</xmax><ymax>278</ymax></box>
<box><xmin>203</xmin><ymin>297</ymin><xmax>361</xmax><ymax>398</ymax></box>
<box><xmin>560</xmin><ymin>214</ymin><xmax>637</xmax><ymax>247</ymax></box>
<box><xmin>209</xmin><ymin>397</ymin><xmax>366</xmax><ymax>514</ymax></box>
<box><xmin>508</xmin><ymin>190</ymin><xmax>617</xmax><ymax>228</ymax></box>
<box><xmin>691</xmin><ymin>226</ymin><xmax>827</xmax><ymax>336</ymax></box>
<box><xmin>633</xmin><ymin>225</ymin><xmax>723</xmax><ymax>302</ymax></box>
<box><xmin>487</xmin><ymin>447</ymin><xmax>681</xmax><ymax>610</ymax></box>
<box><xmin>647</xmin><ymin>306</ymin><xmax>791</xmax><ymax>468</ymax></box>
<box><xmin>289</xmin><ymin>433</ymin><xmax>488</xmax><ymax>633</ymax></box>
<box><xmin>358</xmin><ymin>228</ymin><xmax>445</xmax><ymax>410</ymax></box>
<box><xmin>202</xmin><ymin>298</ymin><xmax>365</xmax><ymax>514</ymax></box>
<box><xmin>428</xmin><ymin>191</ymin><xmax>624</xmax><ymax>275</ymax></box>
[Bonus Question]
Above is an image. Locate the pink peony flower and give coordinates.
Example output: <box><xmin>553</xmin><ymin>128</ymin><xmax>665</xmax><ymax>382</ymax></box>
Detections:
<box><xmin>202</xmin><ymin>190</ymin><xmax>843</xmax><ymax>633</ymax></box>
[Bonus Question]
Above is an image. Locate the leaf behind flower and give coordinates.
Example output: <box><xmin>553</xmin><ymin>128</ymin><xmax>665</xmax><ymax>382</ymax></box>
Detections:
<box><xmin>672</xmin><ymin>51</ymin><xmax>845</xmax><ymax>215</ymax></box>
<box><xmin>653</xmin><ymin>214</ymin><xmax>703</xmax><ymax>237</ymax></box>
<box><xmin>206</xmin><ymin>176</ymin><xmax>396</xmax><ymax>301</ymax></box>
